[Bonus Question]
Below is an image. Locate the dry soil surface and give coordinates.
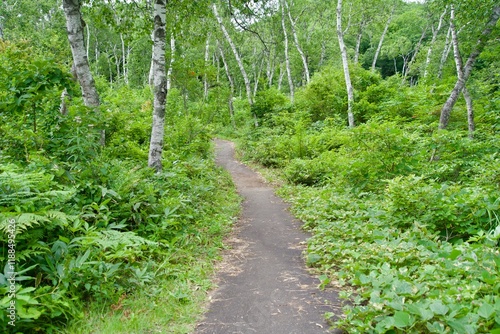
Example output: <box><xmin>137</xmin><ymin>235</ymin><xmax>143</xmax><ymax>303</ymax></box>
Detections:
<box><xmin>194</xmin><ymin>139</ymin><xmax>343</xmax><ymax>334</ymax></box>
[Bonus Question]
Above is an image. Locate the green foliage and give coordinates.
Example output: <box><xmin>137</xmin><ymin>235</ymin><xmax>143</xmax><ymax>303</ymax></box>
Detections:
<box><xmin>251</xmin><ymin>87</ymin><xmax>288</xmax><ymax>119</ymax></box>
<box><xmin>279</xmin><ymin>184</ymin><xmax>500</xmax><ymax>334</ymax></box>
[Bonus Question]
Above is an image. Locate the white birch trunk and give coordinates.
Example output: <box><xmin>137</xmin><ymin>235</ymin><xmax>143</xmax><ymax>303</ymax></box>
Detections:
<box><xmin>449</xmin><ymin>6</ymin><xmax>475</xmax><ymax>137</ymax></box>
<box><xmin>212</xmin><ymin>4</ymin><xmax>253</xmax><ymax>107</ymax></box>
<box><xmin>281</xmin><ymin>0</ymin><xmax>294</xmax><ymax>103</ymax></box>
<box><xmin>439</xmin><ymin>5</ymin><xmax>500</xmax><ymax>129</ymax></box>
<box><xmin>218</xmin><ymin>41</ymin><xmax>236</xmax><ymax>128</ymax></box>
<box><xmin>203</xmin><ymin>33</ymin><xmax>211</xmax><ymax>102</ymax></box>
<box><xmin>405</xmin><ymin>27</ymin><xmax>427</xmax><ymax>80</ymax></box>
<box><xmin>463</xmin><ymin>87</ymin><xmax>475</xmax><ymax>138</ymax></box>
<box><xmin>354</xmin><ymin>20</ymin><xmax>366</xmax><ymax>64</ymax></box>
<box><xmin>437</xmin><ymin>25</ymin><xmax>452</xmax><ymax>79</ymax></box>
<box><xmin>284</xmin><ymin>0</ymin><xmax>310</xmax><ymax>84</ymax></box>
<box><xmin>62</xmin><ymin>0</ymin><xmax>100</xmax><ymax>108</ymax></box>
<box><xmin>266</xmin><ymin>49</ymin><xmax>275</xmax><ymax>88</ymax></box>
<box><xmin>148</xmin><ymin>0</ymin><xmax>167</xmax><ymax>172</ymax></box>
<box><xmin>424</xmin><ymin>8</ymin><xmax>446</xmax><ymax>78</ymax></box>
<box><xmin>86</xmin><ymin>24</ymin><xmax>90</xmax><ymax>59</ymax></box>
<box><xmin>337</xmin><ymin>0</ymin><xmax>355</xmax><ymax>128</ymax></box>
<box><xmin>371</xmin><ymin>5</ymin><xmax>395</xmax><ymax>72</ymax></box>
<box><xmin>278</xmin><ymin>63</ymin><xmax>284</xmax><ymax>91</ymax></box>
<box><xmin>120</xmin><ymin>33</ymin><xmax>129</xmax><ymax>85</ymax></box>
<box><xmin>167</xmin><ymin>33</ymin><xmax>175</xmax><ymax>91</ymax></box>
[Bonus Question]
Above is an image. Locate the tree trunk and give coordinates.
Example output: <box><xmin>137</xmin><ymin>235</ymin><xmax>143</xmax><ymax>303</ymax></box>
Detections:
<box><xmin>278</xmin><ymin>63</ymin><xmax>284</xmax><ymax>91</ymax></box>
<box><xmin>354</xmin><ymin>19</ymin><xmax>366</xmax><ymax>64</ymax></box>
<box><xmin>62</xmin><ymin>0</ymin><xmax>100</xmax><ymax>108</ymax></box>
<box><xmin>203</xmin><ymin>33</ymin><xmax>210</xmax><ymax>102</ymax></box>
<box><xmin>120</xmin><ymin>33</ymin><xmax>129</xmax><ymax>85</ymax></box>
<box><xmin>424</xmin><ymin>8</ymin><xmax>447</xmax><ymax>79</ymax></box>
<box><xmin>284</xmin><ymin>0</ymin><xmax>310</xmax><ymax>84</ymax></box>
<box><xmin>266</xmin><ymin>48</ymin><xmax>275</xmax><ymax>88</ymax></box>
<box><xmin>439</xmin><ymin>5</ymin><xmax>500</xmax><ymax>129</ymax></box>
<box><xmin>405</xmin><ymin>27</ymin><xmax>427</xmax><ymax>80</ymax></box>
<box><xmin>85</xmin><ymin>24</ymin><xmax>90</xmax><ymax>59</ymax></box>
<box><xmin>449</xmin><ymin>5</ymin><xmax>475</xmax><ymax>138</ymax></box>
<box><xmin>213</xmin><ymin>3</ymin><xmax>257</xmax><ymax>126</ymax></box>
<box><xmin>371</xmin><ymin>5</ymin><xmax>395</xmax><ymax>72</ymax></box>
<box><xmin>464</xmin><ymin>87</ymin><xmax>475</xmax><ymax>138</ymax></box>
<box><xmin>280</xmin><ymin>0</ymin><xmax>294</xmax><ymax>103</ymax></box>
<box><xmin>167</xmin><ymin>33</ymin><xmax>175</xmax><ymax>91</ymax></box>
<box><xmin>437</xmin><ymin>25</ymin><xmax>452</xmax><ymax>79</ymax></box>
<box><xmin>337</xmin><ymin>0</ymin><xmax>355</xmax><ymax>128</ymax></box>
<box><xmin>148</xmin><ymin>0</ymin><xmax>167</xmax><ymax>172</ymax></box>
<box><xmin>212</xmin><ymin>4</ymin><xmax>252</xmax><ymax>106</ymax></box>
<box><xmin>218</xmin><ymin>41</ymin><xmax>236</xmax><ymax>128</ymax></box>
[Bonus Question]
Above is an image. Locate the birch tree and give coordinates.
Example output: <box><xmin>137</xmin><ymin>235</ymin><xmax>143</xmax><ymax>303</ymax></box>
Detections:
<box><xmin>439</xmin><ymin>4</ymin><xmax>500</xmax><ymax>130</ymax></box>
<box><xmin>218</xmin><ymin>41</ymin><xmax>236</xmax><ymax>128</ymax></box>
<box><xmin>448</xmin><ymin>5</ymin><xmax>474</xmax><ymax>137</ymax></box>
<box><xmin>280</xmin><ymin>0</ymin><xmax>294</xmax><ymax>103</ymax></box>
<box><xmin>423</xmin><ymin>8</ymin><xmax>447</xmax><ymax>79</ymax></box>
<box><xmin>62</xmin><ymin>0</ymin><xmax>100</xmax><ymax>108</ymax></box>
<box><xmin>371</xmin><ymin>3</ymin><xmax>395</xmax><ymax>72</ymax></box>
<box><xmin>284</xmin><ymin>0</ymin><xmax>310</xmax><ymax>84</ymax></box>
<box><xmin>148</xmin><ymin>0</ymin><xmax>167</xmax><ymax>172</ymax></box>
<box><xmin>336</xmin><ymin>0</ymin><xmax>355</xmax><ymax>128</ymax></box>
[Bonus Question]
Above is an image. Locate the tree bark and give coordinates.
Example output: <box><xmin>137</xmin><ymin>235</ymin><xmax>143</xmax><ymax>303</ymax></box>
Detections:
<box><xmin>166</xmin><ymin>33</ymin><xmax>175</xmax><ymax>91</ymax></box>
<box><xmin>439</xmin><ymin>5</ymin><xmax>500</xmax><ymax>130</ymax></box>
<box><xmin>280</xmin><ymin>0</ymin><xmax>294</xmax><ymax>103</ymax></box>
<box><xmin>213</xmin><ymin>3</ymin><xmax>257</xmax><ymax>126</ymax></box>
<box><xmin>354</xmin><ymin>19</ymin><xmax>366</xmax><ymax>64</ymax></box>
<box><xmin>449</xmin><ymin>6</ymin><xmax>475</xmax><ymax>138</ymax></box>
<box><xmin>424</xmin><ymin>8</ymin><xmax>447</xmax><ymax>79</ymax></box>
<box><xmin>337</xmin><ymin>0</ymin><xmax>355</xmax><ymax>128</ymax></box>
<box><xmin>212</xmin><ymin>4</ymin><xmax>252</xmax><ymax>106</ymax></box>
<box><xmin>371</xmin><ymin>5</ymin><xmax>395</xmax><ymax>72</ymax></box>
<box><xmin>203</xmin><ymin>33</ymin><xmax>210</xmax><ymax>102</ymax></box>
<box><xmin>284</xmin><ymin>0</ymin><xmax>310</xmax><ymax>84</ymax></box>
<box><xmin>218</xmin><ymin>41</ymin><xmax>236</xmax><ymax>128</ymax></box>
<box><xmin>62</xmin><ymin>0</ymin><xmax>100</xmax><ymax>108</ymax></box>
<box><xmin>437</xmin><ymin>25</ymin><xmax>452</xmax><ymax>79</ymax></box>
<box><xmin>120</xmin><ymin>33</ymin><xmax>129</xmax><ymax>85</ymax></box>
<box><xmin>148</xmin><ymin>0</ymin><xmax>167</xmax><ymax>172</ymax></box>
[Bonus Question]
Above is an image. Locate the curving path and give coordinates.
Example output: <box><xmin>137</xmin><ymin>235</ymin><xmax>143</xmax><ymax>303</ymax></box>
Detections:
<box><xmin>195</xmin><ymin>139</ymin><xmax>343</xmax><ymax>334</ymax></box>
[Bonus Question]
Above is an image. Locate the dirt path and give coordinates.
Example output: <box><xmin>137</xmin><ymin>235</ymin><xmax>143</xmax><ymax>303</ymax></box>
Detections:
<box><xmin>195</xmin><ymin>139</ymin><xmax>343</xmax><ymax>334</ymax></box>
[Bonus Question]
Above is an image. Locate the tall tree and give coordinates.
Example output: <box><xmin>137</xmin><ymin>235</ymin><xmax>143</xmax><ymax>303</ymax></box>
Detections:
<box><xmin>371</xmin><ymin>3</ymin><xmax>395</xmax><ymax>72</ymax></box>
<box><xmin>62</xmin><ymin>0</ymin><xmax>100</xmax><ymax>108</ymax></box>
<box><xmin>284</xmin><ymin>0</ymin><xmax>310</xmax><ymax>84</ymax></box>
<box><xmin>336</xmin><ymin>0</ymin><xmax>355</xmax><ymax>128</ymax></box>
<box><xmin>148</xmin><ymin>0</ymin><xmax>167</xmax><ymax>172</ymax></box>
<box><xmin>280</xmin><ymin>0</ymin><xmax>294</xmax><ymax>103</ymax></box>
<box><xmin>439</xmin><ymin>4</ymin><xmax>500</xmax><ymax>129</ymax></box>
<box><xmin>448</xmin><ymin>5</ymin><xmax>474</xmax><ymax>137</ymax></box>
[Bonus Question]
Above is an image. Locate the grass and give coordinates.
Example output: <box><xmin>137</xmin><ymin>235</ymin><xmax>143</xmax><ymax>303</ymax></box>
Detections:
<box><xmin>65</xmin><ymin>164</ymin><xmax>241</xmax><ymax>334</ymax></box>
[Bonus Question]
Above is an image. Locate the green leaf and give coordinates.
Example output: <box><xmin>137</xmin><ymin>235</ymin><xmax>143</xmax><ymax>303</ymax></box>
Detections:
<box><xmin>448</xmin><ymin>249</ymin><xmax>461</xmax><ymax>260</ymax></box>
<box><xmin>306</xmin><ymin>253</ymin><xmax>321</xmax><ymax>266</ymax></box>
<box><xmin>477</xmin><ymin>302</ymin><xmax>495</xmax><ymax>319</ymax></box>
<box><xmin>393</xmin><ymin>311</ymin><xmax>413</xmax><ymax>328</ymax></box>
<box><xmin>430</xmin><ymin>300</ymin><xmax>449</xmax><ymax>315</ymax></box>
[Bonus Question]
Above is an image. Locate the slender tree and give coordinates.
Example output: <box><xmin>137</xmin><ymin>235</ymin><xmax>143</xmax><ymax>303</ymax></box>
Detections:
<box><xmin>280</xmin><ymin>0</ymin><xmax>294</xmax><ymax>103</ymax></box>
<box><xmin>371</xmin><ymin>3</ymin><xmax>395</xmax><ymax>72</ymax></box>
<box><xmin>439</xmin><ymin>5</ymin><xmax>500</xmax><ymax>130</ymax></box>
<box><xmin>148</xmin><ymin>0</ymin><xmax>167</xmax><ymax>172</ymax></box>
<box><xmin>284</xmin><ymin>0</ymin><xmax>310</xmax><ymax>84</ymax></box>
<box><xmin>62</xmin><ymin>0</ymin><xmax>100</xmax><ymax>108</ymax></box>
<box><xmin>337</xmin><ymin>0</ymin><xmax>355</xmax><ymax>128</ymax></box>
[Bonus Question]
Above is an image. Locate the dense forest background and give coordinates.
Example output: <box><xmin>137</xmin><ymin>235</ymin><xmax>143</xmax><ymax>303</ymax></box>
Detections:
<box><xmin>1</xmin><ymin>0</ymin><xmax>499</xmax><ymax>333</ymax></box>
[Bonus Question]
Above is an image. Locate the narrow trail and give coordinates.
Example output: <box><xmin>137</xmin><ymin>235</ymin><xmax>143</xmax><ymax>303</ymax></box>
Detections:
<box><xmin>195</xmin><ymin>139</ymin><xmax>343</xmax><ymax>334</ymax></box>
